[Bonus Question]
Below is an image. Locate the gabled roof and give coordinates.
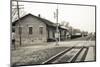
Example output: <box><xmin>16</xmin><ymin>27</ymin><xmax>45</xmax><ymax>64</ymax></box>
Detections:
<box><xmin>12</xmin><ymin>13</ymin><xmax>56</xmax><ymax>27</ymax></box>
<box><xmin>12</xmin><ymin>13</ymin><xmax>67</xmax><ymax>30</ymax></box>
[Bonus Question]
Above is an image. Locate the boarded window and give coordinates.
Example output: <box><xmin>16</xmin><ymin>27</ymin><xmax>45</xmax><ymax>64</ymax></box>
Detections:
<box><xmin>19</xmin><ymin>27</ymin><xmax>22</xmax><ymax>34</ymax></box>
<box><xmin>39</xmin><ymin>27</ymin><xmax>43</xmax><ymax>34</ymax></box>
<box><xmin>53</xmin><ymin>31</ymin><xmax>55</xmax><ymax>38</ymax></box>
<box><xmin>29</xmin><ymin>27</ymin><xmax>32</xmax><ymax>34</ymax></box>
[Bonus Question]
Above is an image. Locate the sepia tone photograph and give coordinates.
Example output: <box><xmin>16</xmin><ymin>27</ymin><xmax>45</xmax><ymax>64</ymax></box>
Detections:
<box><xmin>11</xmin><ymin>0</ymin><xmax>96</xmax><ymax>67</ymax></box>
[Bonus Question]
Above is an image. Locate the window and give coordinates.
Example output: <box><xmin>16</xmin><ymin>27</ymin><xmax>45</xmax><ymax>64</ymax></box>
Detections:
<box><xmin>19</xmin><ymin>27</ymin><xmax>22</xmax><ymax>34</ymax></box>
<box><xmin>39</xmin><ymin>27</ymin><xmax>43</xmax><ymax>34</ymax></box>
<box><xmin>53</xmin><ymin>32</ymin><xmax>55</xmax><ymax>38</ymax></box>
<box><xmin>12</xmin><ymin>26</ymin><xmax>15</xmax><ymax>32</ymax></box>
<box><xmin>29</xmin><ymin>27</ymin><xmax>33</xmax><ymax>34</ymax></box>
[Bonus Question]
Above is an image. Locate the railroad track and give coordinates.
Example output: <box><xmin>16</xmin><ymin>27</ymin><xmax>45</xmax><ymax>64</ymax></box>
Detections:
<box><xmin>42</xmin><ymin>46</ymin><xmax>89</xmax><ymax>64</ymax></box>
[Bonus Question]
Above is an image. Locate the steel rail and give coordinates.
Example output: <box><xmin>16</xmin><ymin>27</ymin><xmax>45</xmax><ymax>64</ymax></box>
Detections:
<box><xmin>42</xmin><ymin>47</ymin><xmax>86</xmax><ymax>64</ymax></box>
<box><xmin>42</xmin><ymin>47</ymin><xmax>73</xmax><ymax>64</ymax></box>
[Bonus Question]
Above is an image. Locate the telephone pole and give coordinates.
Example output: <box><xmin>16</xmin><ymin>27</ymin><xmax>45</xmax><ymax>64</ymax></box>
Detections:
<box><xmin>55</xmin><ymin>4</ymin><xmax>60</xmax><ymax>46</ymax></box>
<box><xmin>17</xmin><ymin>1</ymin><xmax>22</xmax><ymax>46</ymax></box>
<box><xmin>12</xmin><ymin>1</ymin><xmax>24</xmax><ymax>47</ymax></box>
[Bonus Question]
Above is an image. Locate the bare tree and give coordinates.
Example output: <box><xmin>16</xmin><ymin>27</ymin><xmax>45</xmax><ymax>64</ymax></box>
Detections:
<box><xmin>12</xmin><ymin>1</ymin><xmax>26</xmax><ymax>22</ymax></box>
<box><xmin>60</xmin><ymin>21</ymin><xmax>69</xmax><ymax>27</ymax></box>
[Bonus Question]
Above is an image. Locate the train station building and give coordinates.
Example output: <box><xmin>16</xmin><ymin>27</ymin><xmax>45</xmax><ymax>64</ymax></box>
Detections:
<box><xmin>12</xmin><ymin>13</ymin><xmax>69</xmax><ymax>47</ymax></box>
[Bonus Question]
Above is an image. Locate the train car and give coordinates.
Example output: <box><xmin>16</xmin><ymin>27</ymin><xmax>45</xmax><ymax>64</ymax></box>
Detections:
<box><xmin>71</xmin><ymin>33</ymin><xmax>82</xmax><ymax>39</ymax></box>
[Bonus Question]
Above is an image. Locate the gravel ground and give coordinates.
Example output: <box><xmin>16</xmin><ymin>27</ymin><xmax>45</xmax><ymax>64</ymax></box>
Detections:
<box><xmin>11</xmin><ymin>40</ymin><xmax>95</xmax><ymax>66</ymax></box>
<box><xmin>12</xmin><ymin>46</ymin><xmax>67</xmax><ymax>66</ymax></box>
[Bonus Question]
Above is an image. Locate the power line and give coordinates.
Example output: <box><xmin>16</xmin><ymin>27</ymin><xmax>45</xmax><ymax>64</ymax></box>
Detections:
<box><xmin>12</xmin><ymin>0</ymin><xmax>95</xmax><ymax>7</ymax></box>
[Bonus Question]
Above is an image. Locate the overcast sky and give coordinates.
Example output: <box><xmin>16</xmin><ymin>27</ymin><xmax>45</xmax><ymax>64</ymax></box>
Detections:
<box><xmin>13</xmin><ymin>1</ymin><xmax>95</xmax><ymax>33</ymax></box>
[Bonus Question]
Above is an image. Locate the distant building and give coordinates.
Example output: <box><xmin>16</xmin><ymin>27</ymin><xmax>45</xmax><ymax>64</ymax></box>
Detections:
<box><xmin>12</xmin><ymin>13</ymin><xmax>68</xmax><ymax>47</ymax></box>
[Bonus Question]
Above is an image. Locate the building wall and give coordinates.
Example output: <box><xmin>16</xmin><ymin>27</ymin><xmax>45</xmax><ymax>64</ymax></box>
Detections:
<box><xmin>48</xmin><ymin>27</ymin><xmax>56</xmax><ymax>40</ymax></box>
<box><xmin>15</xmin><ymin>15</ymin><xmax>48</xmax><ymax>46</ymax></box>
<box><xmin>47</xmin><ymin>27</ymin><xmax>68</xmax><ymax>41</ymax></box>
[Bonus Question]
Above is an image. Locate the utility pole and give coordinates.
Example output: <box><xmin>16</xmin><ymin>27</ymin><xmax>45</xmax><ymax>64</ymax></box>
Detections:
<box><xmin>16</xmin><ymin>1</ymin><xmax>23</xmax><ymax>46</ymax></box>
<box><xmin>16</xmin><ymin>1</ymin><xmax>21</xmax><ymax>46</ymax></box>
<box><xmin>55</xmin><ymin>4</ymin><xmax>60</xmax><ymax>46</ymax></box>
<box><xmin>12</xmin><ymin>1</ymin><xmax>24</xmax><ymax>47</ymax></box>
<box><xmin>57</xmin><ymin>4</ymin><xmax>60</xmax><ymax>43</ymax></box>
